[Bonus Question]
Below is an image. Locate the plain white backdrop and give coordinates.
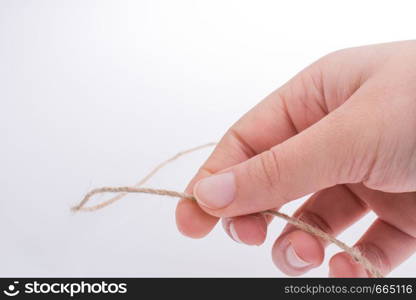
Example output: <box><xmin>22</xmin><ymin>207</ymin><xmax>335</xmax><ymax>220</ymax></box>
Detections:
<box><xmin>1</xmin><ymin>0</ymin><xmax>415</xmax><ymax>277</ymax></box>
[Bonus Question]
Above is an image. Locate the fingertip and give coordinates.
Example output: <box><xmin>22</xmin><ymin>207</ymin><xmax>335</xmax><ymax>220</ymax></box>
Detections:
<box><xmin>222</xmin><ymin>214</ymin><xmax>268</xmax><ymax>246</ymax></box>
<box><xmin>329</xmin><ymin>252</ymin><xmax>368</xmax><ymax>277</ymax></box>
<box><xmin>272</xmin><ymin>230</ymin><xmax>324</xmax><ymax>276</ymax></box>
<box><xmin>175</xmin><ymin>198</ymin><xmax>218</xmax><ymax>239</ymax></box>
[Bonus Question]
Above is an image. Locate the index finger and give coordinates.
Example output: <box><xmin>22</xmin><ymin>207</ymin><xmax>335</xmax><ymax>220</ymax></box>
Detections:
<box><xmin>175</xmin><ymin>75</ymin><xmax>311</xmax><ymax>238</ymax></box>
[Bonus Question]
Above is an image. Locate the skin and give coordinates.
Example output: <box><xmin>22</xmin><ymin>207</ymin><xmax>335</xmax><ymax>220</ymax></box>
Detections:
<box><xmin>175</xmin><ymin>41</ymin><xmax>416</xmax><ymax>277</ymax></box>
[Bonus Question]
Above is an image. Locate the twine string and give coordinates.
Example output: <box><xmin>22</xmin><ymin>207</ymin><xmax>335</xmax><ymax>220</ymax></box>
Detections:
<box><xmin>72</xmin><ymin>143</ymin><xmax>382</xmax><ymax>278</ymax></box>
<box><xmin>72</xmin><ymin>142</ymin><xmax>216</xmax><ymax>212</ymax></box>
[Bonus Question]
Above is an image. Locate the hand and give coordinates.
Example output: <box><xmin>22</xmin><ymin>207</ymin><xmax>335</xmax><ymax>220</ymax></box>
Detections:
<box><xmin>175</xmin><ymin>41</ymin><xmax>416</xmax><ymax>277</ymax></box>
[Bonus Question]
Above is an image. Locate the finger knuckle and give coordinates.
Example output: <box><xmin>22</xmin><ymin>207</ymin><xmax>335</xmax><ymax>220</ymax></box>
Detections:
<box><xmin>355</xmin><ymin>242</ymin><xmax>391</xmax><ymax>275</ymax></box>
<box><xmin>294</xmin><ymin>210</ymin><xmax>334</xmax><ymax>238</ymax></box>
<box><xmin>252</xmin><ymin>149</ymin><xmax>282</xmax><ymax>193</ymax></box>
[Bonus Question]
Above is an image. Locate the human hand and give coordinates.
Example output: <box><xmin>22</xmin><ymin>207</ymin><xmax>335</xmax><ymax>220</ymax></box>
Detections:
<box><xmin>175</xmin><ymin>41</ymin><xmax>416</xmax><ymax>277</ymax></box>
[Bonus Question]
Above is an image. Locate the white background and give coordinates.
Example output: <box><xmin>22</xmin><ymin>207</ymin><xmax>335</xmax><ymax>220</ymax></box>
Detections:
<box><xmin>1</xmin><ymin>0</ymin><xmax>415</xmax><ymax>277</ymax></box>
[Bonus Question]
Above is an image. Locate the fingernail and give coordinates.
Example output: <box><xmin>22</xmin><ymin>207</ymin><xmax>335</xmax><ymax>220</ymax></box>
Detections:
<box><xmin>222</xmin><ymin>218</ymin><xmax>241</xmax><ymax>244</ymax></box>
<box><xmin>285</xmin><ymin>243</ymin><xmax>311</xmax><ymax>269</ymax></box>
<box><xmin>229</xmin><ymin>221</ymin><xmax>242</xmax><ymax>244</ymax></box>
<box><xmin>193</xmin><ymin>172</ymin><xmax>236</xmax><ymax>209</ymax></box>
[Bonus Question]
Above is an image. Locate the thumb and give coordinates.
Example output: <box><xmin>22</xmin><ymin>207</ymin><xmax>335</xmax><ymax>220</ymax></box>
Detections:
<box><xmin>193</xmin><ymin>102</ymin><xmax>378</xmax><ymax>217</ymax></box>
